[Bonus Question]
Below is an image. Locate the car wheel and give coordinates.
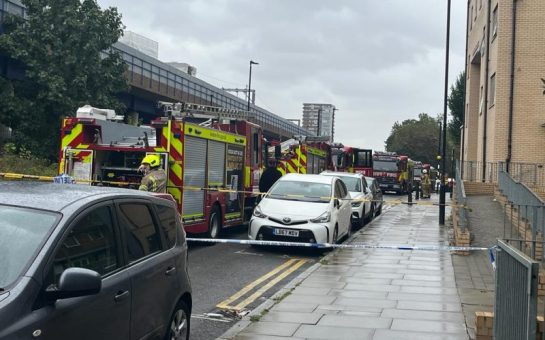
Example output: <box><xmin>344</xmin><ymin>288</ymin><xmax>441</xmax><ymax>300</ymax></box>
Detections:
<box><xmin>365</xmin><ymin>204</ymin><xmax>374</xmax><ymax>224</ymax></box>
<box><xmin>165</xmin><ymin>300</ymin><xmax>190</xmax><ymax>340</ymax></box>
<box><xmin>207</xmin><ymin>206</ymin><xmax>221</xmax><ymax>239</ymax></box>
<box><xmin>332</xmin><ymin>225</ymin><xmax>338</xmax><ymax>244</ymax></box>
<box><xmin>376</xmin><ymin>203</ymin><xmax>382</xmax><ymax>216</ymax></box>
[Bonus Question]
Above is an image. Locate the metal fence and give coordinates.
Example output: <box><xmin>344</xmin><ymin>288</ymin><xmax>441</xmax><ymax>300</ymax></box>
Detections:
<box><xmin>461</xmin><ymin>161</ymin><xmax>545</xmax><ymax>188</ymax></box>
<box><xmin>454</xmin><ymin>161</ymin><xmax>467</xmax><ymax>232</ymax></box>
<box><xmin>494</xmin><ymin>240</ymin><xmax>539</xmax><ymax>340</ymax></box>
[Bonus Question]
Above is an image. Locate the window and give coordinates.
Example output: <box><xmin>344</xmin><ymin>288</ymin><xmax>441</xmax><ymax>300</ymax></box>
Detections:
<box><xmin>118</xmin><ymin>203</ymin><xmax>161</xmax><ymax>262</ymax></box>
<box><xmin>155</xmin><ymin>204</ymin><xmax>178</xmax><ymax>248</ymax></box>
<box><xmin>489</xmin><ymin>73</ymin><xmax>496</xmax><ymax>107</ymax></box>
<box><xmin>492</xmin><ymin>5</ymin><xmax>498</xmax><ymax>39</ymax></box>
<box><xmin>51</xmin><ymin>206</ymin><xmax>118</xmax><ymax>282</ymax></box>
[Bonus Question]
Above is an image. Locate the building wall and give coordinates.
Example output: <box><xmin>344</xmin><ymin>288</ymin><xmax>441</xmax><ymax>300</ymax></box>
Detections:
<box><xmin>302</xmin><ymin>103</ymin><xmax>335</xmax><ymax>142</ymax></box>
<box><xmin>464</xmin><ymin>0</ymin><xmax>545</xmax><ymax>170</ymax></box>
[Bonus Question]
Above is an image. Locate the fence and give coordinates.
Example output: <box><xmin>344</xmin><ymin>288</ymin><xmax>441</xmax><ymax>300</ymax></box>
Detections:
<box><xmin>494</xmin><ymin>240</ymin><xmax>539</xmax><ymax>340</ymax></box>
<box><xmin>461</xmin><ymin>161</ymin><xmax>545</xmax><ymax>188</ymax></box>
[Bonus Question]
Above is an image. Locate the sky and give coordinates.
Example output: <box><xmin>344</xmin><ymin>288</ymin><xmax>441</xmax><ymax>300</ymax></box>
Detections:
<box><xmin>97</xmin><ymin>0</ymin><xmax>467</xmax><ymax>151</ymax></box>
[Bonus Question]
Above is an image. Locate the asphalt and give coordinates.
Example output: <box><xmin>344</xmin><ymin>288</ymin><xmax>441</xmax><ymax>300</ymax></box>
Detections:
<box><xmin>219</xmin><ymin>194</ymin><xmax>481</xmax><ymax>340</ymax></box>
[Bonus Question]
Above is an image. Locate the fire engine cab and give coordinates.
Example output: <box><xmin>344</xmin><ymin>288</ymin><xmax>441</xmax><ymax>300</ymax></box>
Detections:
<box><xmin>59</xmin><ymin>102</ymin><xmax>264</xmax><ymax>238</ymax></box>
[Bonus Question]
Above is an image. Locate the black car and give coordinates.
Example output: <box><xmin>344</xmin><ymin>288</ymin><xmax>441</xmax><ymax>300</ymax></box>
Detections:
<box><xmin>365</xmin><ymin>177</ymin><xmax>383</xmax><ymax>216</ymax></box>
<box><xmin>0</xmin><ymin>182</ymin><xmax>191</xmax><ymax>340</ymax></box>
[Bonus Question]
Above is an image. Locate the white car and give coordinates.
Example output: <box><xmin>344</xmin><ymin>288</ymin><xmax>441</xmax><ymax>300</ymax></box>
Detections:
<box><xmin>321</xmin><ymin>171</ymin><xmax>374</xmax><ymax>227</ymax></box>
<box><xmin>249</xmin><ymin>173</ymin><xmax>352</xmax><ymax>244</ymax></box>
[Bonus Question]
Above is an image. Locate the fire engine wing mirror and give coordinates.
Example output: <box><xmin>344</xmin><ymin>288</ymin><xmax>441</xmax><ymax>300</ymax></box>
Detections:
<box><xmin>274</xmin><ymin>145</ymin><xmax>281</xmax><ymax>159</ymax></box>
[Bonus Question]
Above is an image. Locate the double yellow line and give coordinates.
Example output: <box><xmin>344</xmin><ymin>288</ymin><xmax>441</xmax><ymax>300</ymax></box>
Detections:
<box><xmin>217</xmin><ymin>258</ymin><xmax>307</xmax><ymax>311</ymax></box>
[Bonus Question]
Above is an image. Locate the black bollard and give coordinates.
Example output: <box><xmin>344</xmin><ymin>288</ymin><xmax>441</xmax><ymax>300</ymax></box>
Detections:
<box><xmin>415</xmin><ymin>182</ymin><xmax>420</xmax><ymax>200</ymax></box>
<box><xmin>407</xmin><ymin>185</ymin><xmax>413</xmax><ymax>205</ymax></box>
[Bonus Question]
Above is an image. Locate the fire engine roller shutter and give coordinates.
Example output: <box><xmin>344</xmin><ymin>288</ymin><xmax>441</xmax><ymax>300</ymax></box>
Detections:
<box><xmin>307</xmin><ymin>153</ymin><xmax>314</xmax><ymax>174</ymax></box>
<box><xmin>208</xmin><ymin>140</ymin><xmax>226</xmax><ymax>186</ymax></box>
<box><xmin>183</xmin><ymin>136</ymin><xmax>206</xmax><ymax>218</ymax></box>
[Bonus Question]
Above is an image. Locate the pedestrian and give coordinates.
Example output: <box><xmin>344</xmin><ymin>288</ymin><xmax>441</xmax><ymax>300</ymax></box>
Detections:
<box><xmin>138</xmin><ymin>154</ymin><xmax>167</xmax><ymax>193</ymax></box>
<box><xmin>421</xmin><ymin>169</ymin><xmax>431</xmax><ymax>198</ymax></box>
<box><xmin>259</xmin><ymin>159</ymin><xmax>282</xmax><ymax>194</ymax></box>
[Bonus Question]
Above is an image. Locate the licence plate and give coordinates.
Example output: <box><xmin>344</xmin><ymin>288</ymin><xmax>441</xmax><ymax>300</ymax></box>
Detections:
<box><xmin>273</xmin><ymin>228</ymin><xmax>299</xmax><ymax>237</ymax></box>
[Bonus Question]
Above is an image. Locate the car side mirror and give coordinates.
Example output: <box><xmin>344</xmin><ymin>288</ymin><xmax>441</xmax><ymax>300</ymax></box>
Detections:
<box><xmin>47</xmin><ymin>268</ymin><xmax>101</xmax><ymax>301</ymax></box>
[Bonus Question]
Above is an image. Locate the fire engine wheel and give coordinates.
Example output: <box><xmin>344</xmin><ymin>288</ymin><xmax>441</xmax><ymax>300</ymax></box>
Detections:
<box><xmin>207</xmin><ymin>206</ymin><xmax>222</xmax><ymax>239</ymax></box>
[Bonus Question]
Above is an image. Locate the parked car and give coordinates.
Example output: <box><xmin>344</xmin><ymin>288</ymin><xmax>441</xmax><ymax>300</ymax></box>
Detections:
<box><xmin>320</xmin><ymin>171</ymin><xmax>374</xmax><ymax>227</ymax></box>
<box><xmin>0</xmin><ymin>182</ymin><xmax>191</xmax><ymax>340</ymax></box>
<box><xmin>365</xmin><ymin>176</ymin><xmax>384</xmax><ymax>216</ymax></box>
<box><xmin>249</xmin><ymin>173</ymin><xmax>352</xmax><ymax>244</ymax></box>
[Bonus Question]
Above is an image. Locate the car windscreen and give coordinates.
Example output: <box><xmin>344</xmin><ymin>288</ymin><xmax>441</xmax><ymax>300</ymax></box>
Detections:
<box><xmin>0</xmin><ymin>205</ymin><xmax>59</xmax><ymax>289</ymax></box>
<box><xmin>373</xmin><ymin>161</ymin><xmax>398</xmax><ymax>172</ymax></box>
<box><xmin>337</xmin><ymin>176</ymin><xmax>361</xmax><ymax>192</ymax></box>
<box><xmin>268</xmin><ymin>180</ymin><xmax>331</xmax><ymax>202</ymax></box>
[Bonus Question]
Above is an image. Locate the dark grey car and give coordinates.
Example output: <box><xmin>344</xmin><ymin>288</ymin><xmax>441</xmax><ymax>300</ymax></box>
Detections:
<box><xmin>365</xmin><ymin>177</ymin><xmax>383</xmax><ymax>216</ymax></box>
<box><xmin>0</xmin><ymin>182</ymin><xmax>191</xmax><ymax>340</ymax></box>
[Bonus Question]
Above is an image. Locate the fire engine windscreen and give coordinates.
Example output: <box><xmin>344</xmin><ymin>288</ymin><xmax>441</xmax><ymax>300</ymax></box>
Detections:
<box><xmin>373</xmin><ymin>161</ymin><xmax>398</xmax><ymax>172</ymax></box>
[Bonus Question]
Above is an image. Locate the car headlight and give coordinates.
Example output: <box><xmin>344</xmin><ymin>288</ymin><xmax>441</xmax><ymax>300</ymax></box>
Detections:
<box><xmin>310</xmin><ymin>211</ymin><xmax>330</xmax><ymax>223</ymax></box>
<box><xmin>351</xmin><ymin>201</ymin><xmax>362</xmax><ymax>207</ymax></box>
<box><xmin>253</xmin><ymin>206</ymin><xmax>267</xmax><ymax>218</ymax></box>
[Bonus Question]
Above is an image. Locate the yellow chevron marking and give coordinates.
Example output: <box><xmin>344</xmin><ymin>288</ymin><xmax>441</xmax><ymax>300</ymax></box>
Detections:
<box><xmin>61</xmin><ymin>123</ymin><xmax>83</xmax><ymax>148</ymax></box>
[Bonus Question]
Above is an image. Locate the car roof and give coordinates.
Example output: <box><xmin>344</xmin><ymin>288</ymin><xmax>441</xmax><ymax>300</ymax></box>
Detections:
<box><xmin>321</xmin><ymin>171</ymin><xmax>363</xmax><ymax>179</ymax></box>
<box><xmin>280</xmin><ymin>173</ymin><xmax>335</xmax><ymax>185</ymax></box>
<box><xmin>0</xmin><ymin>181</ymin><xmax>155</xmax><ymax>212</ymax></box>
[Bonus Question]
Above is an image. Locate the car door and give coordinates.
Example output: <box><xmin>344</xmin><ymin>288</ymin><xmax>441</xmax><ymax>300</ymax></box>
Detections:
<box><xmin>38</xmin><ymin>202</ymin><xmax>131</xmax><ymax>340</ymax></box>
<box><xmin>337</xmin><ymin>180</ymin><xmax>352</xmax><ymax>235</ymax></box>
<box><xmin>115</xmin><ymin>199</ymin><xmax>179</xmax><ymax>340</ymax></box>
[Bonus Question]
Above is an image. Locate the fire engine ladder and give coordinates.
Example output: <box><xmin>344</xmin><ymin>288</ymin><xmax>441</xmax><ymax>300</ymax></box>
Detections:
<box><xmin>158</xmin><ymin>101</ymin><xmax>256</xmax><ymax>121</ymax></box>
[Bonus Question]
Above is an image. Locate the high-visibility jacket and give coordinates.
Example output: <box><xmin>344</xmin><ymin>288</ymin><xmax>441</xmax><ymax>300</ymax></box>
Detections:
<box><xmin>139</xmin><ymin>169</ymin><xmax>167</xmax><ymax>193</ymax></box>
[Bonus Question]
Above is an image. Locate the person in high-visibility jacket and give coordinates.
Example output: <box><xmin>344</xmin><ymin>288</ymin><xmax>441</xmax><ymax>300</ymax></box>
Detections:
<box><xmin>421</xmin><ymin>169</ymin><xmax>431</xmax><ymax>198</ymax></box>
<box><xmin>138</xmin><ymin>154</ymin><xmax>167</xmax><ymax>193</ymax></box>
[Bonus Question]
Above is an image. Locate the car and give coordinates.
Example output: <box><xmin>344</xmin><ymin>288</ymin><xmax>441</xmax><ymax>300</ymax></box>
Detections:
<box><xmin>0</xmin><ymin>182</ymin><xmax>191</xmax><ymax>340</ymax></box>
<box><xmin>320</xmin><ymin>171</ymin><xmax>374</xmax><ymax>227</ymax></box>
<box><xmin>249</xmin><ymin>173</ymin><xmax>352</xmax><ymax>245</ymax></box>
<box><xmin>365</xmin><ymin>176</ymin><xmax>384</xmax><ymax>216</ymax></box>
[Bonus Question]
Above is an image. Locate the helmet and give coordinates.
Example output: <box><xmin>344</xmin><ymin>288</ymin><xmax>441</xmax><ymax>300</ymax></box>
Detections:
<box><xmin>141</xmin><ymin>154</ymin><xmax>161</xmax><ymax>168</ymax></box>
<box><xmin>422</xmin><ymin>169</ymin><xmax>428</xmax><ymax>174</ymax></box>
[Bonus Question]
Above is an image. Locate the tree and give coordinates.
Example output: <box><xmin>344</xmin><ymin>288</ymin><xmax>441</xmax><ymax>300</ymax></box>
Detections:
<box><xmin>0</xmin><ymin>0</ymin><xmax>127</xmax><ymax>160</ymax></box>
<box><xmin>447</xmin><ymin>71</ymin><xmax>465</xmax><ymax>154</ymax></box>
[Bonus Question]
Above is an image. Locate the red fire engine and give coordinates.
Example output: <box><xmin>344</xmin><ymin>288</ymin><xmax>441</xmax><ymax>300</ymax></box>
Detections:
<box><xmin>272</xmin><ymin>136</ymin><xmax>333</xmax><ymax>175</ymax></box>
<box><xmin>59</xmin><ymin>102</ymin><xmax>264</xmax><ymax>238</ymax></box>
<box><xmin>372</xmin><ymin>151</ymin><xmax>410</xmax><ymax>194</ymax></box>
<box><xmin>331</xmin><ymin>144</ymin><xmax>373</xmax><ymax>176</ymax></box>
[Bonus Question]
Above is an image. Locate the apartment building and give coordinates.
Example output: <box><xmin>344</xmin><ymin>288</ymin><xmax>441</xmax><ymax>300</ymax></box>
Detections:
<box><xmin>302</xmin><ymin>103</ymin><xmax>336</xmax><ymax>142</ymax></box>
<box><xmin>462</xmin><ymin>0</ymin><xmax>545</xmax><ymax>179</ymax></box>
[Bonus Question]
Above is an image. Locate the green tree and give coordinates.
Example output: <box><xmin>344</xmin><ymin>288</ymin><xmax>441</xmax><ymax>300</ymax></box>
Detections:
<box><xmin>447</xmin><ymin>71</ymin><xmax>465</xmax><ymax>153</ymax></box>
<box><xmin>0</xmin><ymin>0</ymin><xmax>127</xmax><ymax>160</ymax></box>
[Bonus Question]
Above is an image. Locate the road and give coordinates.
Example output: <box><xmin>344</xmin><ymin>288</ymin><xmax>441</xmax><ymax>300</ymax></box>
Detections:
<box><xmin>186</xmin><ymin>195</ymin><xmax>402</xmax><ymax>340</ymax></box>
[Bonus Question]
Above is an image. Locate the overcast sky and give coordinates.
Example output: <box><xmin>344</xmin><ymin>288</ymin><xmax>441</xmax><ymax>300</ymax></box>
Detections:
<box><xmin>97</xmin><ymin>0</ymin><xmax>467</xmax><ymax>151</ymax></box>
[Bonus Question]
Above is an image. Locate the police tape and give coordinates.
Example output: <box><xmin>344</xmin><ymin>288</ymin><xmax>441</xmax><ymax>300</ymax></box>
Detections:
<box><xmin>0</xmin><ymin>172</ymin><xmax>464</xmax><ymax>208</ymax></box>
<box><xmin>186</xmin><ymin>238</ymin><xmax>491</xmax><ymax>252</ymax></box>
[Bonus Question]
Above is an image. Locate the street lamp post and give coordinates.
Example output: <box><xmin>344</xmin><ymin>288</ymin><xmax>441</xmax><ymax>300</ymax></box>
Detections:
<box><xmin>248</xmin><ymin>60</ymin><xmax>259</xmax><ymax>112</ymax></box>
<box><xmin>439</xmin><ymin>0</ymin><xmax>451</xmax><ymax>225</ymax></box>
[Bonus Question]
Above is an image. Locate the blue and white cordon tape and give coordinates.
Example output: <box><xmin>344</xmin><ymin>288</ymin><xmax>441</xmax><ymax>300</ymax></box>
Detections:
<box><xmin>187</xmin><ymin>238</ymin><xmax>491</xmax><ymax>252</ymax></box>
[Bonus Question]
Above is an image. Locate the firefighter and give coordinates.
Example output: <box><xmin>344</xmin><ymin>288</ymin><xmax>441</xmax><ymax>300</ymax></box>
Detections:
<box><xmin>138</xmin><ymin>154</ymin><xmax>167</xmax><ymax>193</ymax></box>
<box><xmin>259</xmin><ymin>159</ymin><xmax>282</xmax><ymax>194</ymax></box>
<box><xmin>422</xmin><ymin>169</ymin><xmax>431</xmax><ymax>198</ymax></box>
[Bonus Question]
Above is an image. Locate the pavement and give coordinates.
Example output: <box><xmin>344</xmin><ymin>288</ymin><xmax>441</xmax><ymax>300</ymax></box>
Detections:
<box><xmin>219</xmin><ymin>194</ymin><xmax>490</xmax><ymax>340</ymax></box>
<box><xmin>452</xmin><ymin>195</ymin><xmax>504</xmax><ymax>339</ymax></box>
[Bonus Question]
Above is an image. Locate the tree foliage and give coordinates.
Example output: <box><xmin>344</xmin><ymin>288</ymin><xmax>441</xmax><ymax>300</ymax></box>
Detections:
<box><xmin>0</xmin><ymin>0</ymin><xmax>127</xmax><ymax>160</ymax></box>
<box><xmin>385</xmin><ymin>113</ymin><xmax>440</xmax><ymax>166</ymax></box>
<box><xmin>447</xmin><ymin>71</ymin><xmax>465</xmax><ymax>153</ymax></box>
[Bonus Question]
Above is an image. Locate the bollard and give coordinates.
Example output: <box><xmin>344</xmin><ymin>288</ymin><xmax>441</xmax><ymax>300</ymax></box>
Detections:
<box><xmin>415</xmin><ymin>182</ymin><xmax>420</xmax><ymax>200</ymax></box>
<box><xmin>407</xmin><ymin>185</ymin><xmax>413</xmax><ymax>205</ymax></box>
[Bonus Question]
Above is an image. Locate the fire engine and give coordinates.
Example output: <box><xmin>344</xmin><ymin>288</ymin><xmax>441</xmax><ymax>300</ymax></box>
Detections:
<box><xmin>59</xmin><ymin>102</ymin><xmax>264</xmax><ymax>238</ymax></box>
<box><xmin>273</xmin><ymin>136</ymin><xmax>333</xmax><ymax>175</ymax></box>
<box><xmin>372</xmin><ymin>151</ymin><xmax>412</xmax><ymax>194</ymax></box>
<box><xmin>331</xmin><ymin>144</ymin><xmax>373</xmax><ymax>176</ymax></box>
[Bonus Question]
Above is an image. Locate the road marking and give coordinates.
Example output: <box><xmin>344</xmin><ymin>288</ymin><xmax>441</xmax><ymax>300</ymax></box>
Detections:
<box><xmin>216</xmin><ymin>258</ymin><xmax>307</xmax><ymax>311</ymax></box>
<box><xmin>232</xmin><ymin>259</ymin><xmax>307</xmax><ymax>310</ymax></box>
<box><xmin>234</xmin><ymin>250</ymin><xmax>264</xmax><ymax>256</ymax></box>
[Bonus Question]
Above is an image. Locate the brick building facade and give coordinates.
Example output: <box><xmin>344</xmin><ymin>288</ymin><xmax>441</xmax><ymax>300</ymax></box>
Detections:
<box><xmin>463</xmin><ymin>0</ymin><xmax>545</xmax><ymax>179</ymax></box>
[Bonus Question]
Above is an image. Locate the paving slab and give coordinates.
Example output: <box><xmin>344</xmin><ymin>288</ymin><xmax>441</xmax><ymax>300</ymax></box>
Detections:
<box><xmin>294</xmin><ymin>325</ymin><xmax>375</xmax><ymax>340</ymax></box>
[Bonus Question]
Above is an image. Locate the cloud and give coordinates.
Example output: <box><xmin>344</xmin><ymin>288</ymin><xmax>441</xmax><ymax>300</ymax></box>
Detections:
<box><xmin>98</xmin><ymin>0</ymin><xmax>467</xmax><ymax>151</ymax></box>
